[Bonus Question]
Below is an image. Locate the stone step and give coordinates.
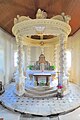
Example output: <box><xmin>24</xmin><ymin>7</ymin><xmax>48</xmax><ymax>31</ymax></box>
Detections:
<box><xmin>25</xmin><ymin>87</ymin><xmax>57</xmax><ymax>96</ymax></box>
<box><xmin>30</xmin><ymin>86</ymin><xmax>54</xmax><ymax>91</ymax></box>
<box><xmin>24</xmin><ymin>89</ymin><xmax>57</xmax><ymax>98</ymax></box>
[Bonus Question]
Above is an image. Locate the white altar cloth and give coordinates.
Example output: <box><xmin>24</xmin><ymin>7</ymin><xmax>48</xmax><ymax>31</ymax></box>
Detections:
<box><xmin>33</xmin><ymin>72</ymin><xmax>51</xmax><ymax>76</ymax></box>
<box><xmin>26</xmin><ymin>70</ymin><xmax>56</xmax><ymax>75</ymax></box>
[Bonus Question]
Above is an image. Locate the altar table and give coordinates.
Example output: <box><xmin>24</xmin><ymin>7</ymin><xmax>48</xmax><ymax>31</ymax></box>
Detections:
<box><xmin>26</xmin><ymin>70</ymin><xmax>56</xmax><ymax>86</ymax></box>
<box><xmin>33</xmin><ymin>72</ymin><xmax>51</xmax><ymax>86</ymax></box>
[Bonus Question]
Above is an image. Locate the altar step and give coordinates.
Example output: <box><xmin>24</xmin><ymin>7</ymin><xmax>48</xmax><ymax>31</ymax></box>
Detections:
<box><xmin>30</xmin><ymin>86</ymin><xmax>55</xmax><ymax>91</ymax></box>
<box><xmin>25</xmin><ymin>86</ymin><xmax>57</xmax><ymax>98</ymax></box>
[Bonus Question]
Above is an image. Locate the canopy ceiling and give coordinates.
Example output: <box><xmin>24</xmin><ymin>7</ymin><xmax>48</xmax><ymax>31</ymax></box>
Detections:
<box><xmin>0</xmin><ymin>0</ymin><xmax>80</xmax><ymax>36</ymax></box>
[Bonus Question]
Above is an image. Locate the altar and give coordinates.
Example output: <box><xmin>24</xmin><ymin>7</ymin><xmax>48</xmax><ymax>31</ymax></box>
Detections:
<box><xmin>33</xmin><ymin>72</ymin><xmax>51</xmax><ymax>86</ymax></box>
<box><xmin>26</xmin><ymin>70</ymin><xmax>56</xmax><ymax>86</ymax></box>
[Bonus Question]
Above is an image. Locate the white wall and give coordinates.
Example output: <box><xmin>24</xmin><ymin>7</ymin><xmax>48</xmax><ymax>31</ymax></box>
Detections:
<box><xmin>44</xmin><ymin>46</ymin><xmax>54</xmax><ymax>65</ymax></box>
<box><xmin>67</xmin><ymin>30</ymin><xmax>80</xmax><ymax>84</ymax></box>
<box><xmin>0</xmin><ymin>28</ymin><xmax>16</xmax><ymax>85</ymax></box>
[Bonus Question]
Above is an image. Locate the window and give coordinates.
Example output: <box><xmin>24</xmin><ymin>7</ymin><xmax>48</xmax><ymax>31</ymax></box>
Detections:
<box><xmin>66</xmin><ymin>50</ymin><xmax>71</xmax><ymax>70</ymax></box>
<box><xmin>14</xmin><ymin>51</ymin><xmax>18</xmax><ymax>67</ymax></box>
<box><xmin>14</xmin><ymin>51</ymin><xmax>25</xmax><ymax>68</ymax></box>
<box><xmin>0</xmin><ymin>48</ymin><xmax>4</xmax><ymax>72</ymax></box>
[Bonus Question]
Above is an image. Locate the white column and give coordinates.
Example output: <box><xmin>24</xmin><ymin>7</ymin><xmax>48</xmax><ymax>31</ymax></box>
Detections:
<box><xmin>63</xmin><ymin>41</ymin><xmax>69</xmax><ymax>87</ymax></box>
<box><xmin>56</xmin><ymin>44</ymin><xmax>60</xmax><ymax>71</ymax></box>
<box><xmin>27</xmin><ymin>46</ymin><xmax>31</xmax><ymax>65</ymax></box>
<box><xmin>59</xmin><ymin>34</ymin><xmax>67</xmax><ymax>87</ymax></box>
<box><xmin>64</xmin><ymin>41</ymin><xmax>68</xmax><ymax>74</ymax></box>
<box><xmin>53</xmin><ymin>45</ymin><xmax>57</xmax><ymax>66</ymax></box>
<box><xmin>15</xmin><ymin>35</ymin><xmax>25</xmax><ymax>96</ymax></box>
<box><xmin>23</xmin><ymin>46</ymin><xmax>27</xmax><ymax>70</ymax></box>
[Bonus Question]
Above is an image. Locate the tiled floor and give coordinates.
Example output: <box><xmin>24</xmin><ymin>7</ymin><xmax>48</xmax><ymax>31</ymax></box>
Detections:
<box><xmin>0</xmin><ymin>105</ymin><xmax>58</xmax><ymax>120</ymax></box>
<box><xmin>1</xmin><ymin>82</ymin><xmax>80</xmax><ymax>117</ymax></box>
<box><xmin>1</xmin><ymin>104</ymin><xmax>80</xmax><ymax>120</ymax></box>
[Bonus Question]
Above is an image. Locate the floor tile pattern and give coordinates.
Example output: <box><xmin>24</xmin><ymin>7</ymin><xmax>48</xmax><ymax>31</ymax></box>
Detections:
<box><xmin>0</xmin><ymin>83</ymin><xmax>80</xmax><ymax>116</ymax></box>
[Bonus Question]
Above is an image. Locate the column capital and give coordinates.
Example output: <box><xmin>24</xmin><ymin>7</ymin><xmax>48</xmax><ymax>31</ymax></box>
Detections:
<box><xmin>59</xmin><ymin>34</ymin><xmax>68</xmax><ymax>41</ymax></box>
<box><xmin>16</xmin><ymin>34</ymin><xmax>23</xmax><ymax>42</ymax></box>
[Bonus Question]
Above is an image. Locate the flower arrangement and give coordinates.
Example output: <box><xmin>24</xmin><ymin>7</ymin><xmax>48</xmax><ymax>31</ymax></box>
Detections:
<box><xmin>57</xmin><ymin>85</ymin><xmax>63</xmax><ymax>89</ymax></box>
<box><xmin>27</xmin><ymin>65</ymin><xmax>34</xmax><ymax>70</ymax></box>
<box><xmin>49</xmin><ymin>65</ymin><xmax>56</xmax><ymax>70</ymax></box>
<box><xmin>57</xmin><ymin>84</ymin><xmax>63</xmax><ymax>99</ymax></box>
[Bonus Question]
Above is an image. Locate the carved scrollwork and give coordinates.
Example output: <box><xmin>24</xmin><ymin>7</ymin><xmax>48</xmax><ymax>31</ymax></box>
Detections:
<box><xmin>51</xmin><ymin>12</ymin><xmax>71</xmax><ymax>24</ymax></box>
<box><xmin>14</xmin><ymin>15</ymin><xmax>31</xmax><ymax>25</ymax></box>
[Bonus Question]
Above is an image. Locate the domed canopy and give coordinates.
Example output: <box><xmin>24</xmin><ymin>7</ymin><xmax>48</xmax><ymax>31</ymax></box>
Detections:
<box><xmin>12</xmin><ymin>9</ymin><xmax>71</xmax><ymax>46</ymax></box>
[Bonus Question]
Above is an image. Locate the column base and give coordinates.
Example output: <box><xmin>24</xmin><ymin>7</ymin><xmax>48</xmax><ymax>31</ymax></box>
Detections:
<box><xmin>15</xmin><ymin>81</ymin><xmax>25</xmax><ymax>96</ymax></box>
<box><xmin>15</xmin><ymin>89</ymin><xmax>25</xmax><ymax>96</ymax></box>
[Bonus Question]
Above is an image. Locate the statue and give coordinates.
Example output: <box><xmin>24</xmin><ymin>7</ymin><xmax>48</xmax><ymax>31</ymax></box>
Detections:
<box><xmin>61</xmin><ymin>12</ymin><xmax>71</xmax><ymax>24</ymax></box>
<box><xmin>35</xmin><ymin>54</ymin><xmax>50</xmax><ymax>70</ymax></box>
<box><xmin>36</xmin><ymin>9</ymin><xmax>47</xmax><ymax>19</ymax></box>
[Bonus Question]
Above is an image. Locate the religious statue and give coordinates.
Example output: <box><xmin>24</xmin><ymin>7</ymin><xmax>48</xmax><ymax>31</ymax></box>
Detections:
<box><xmin>36</xmin><ymin>9</ymin><xmax>47</xmax><ymax>19</ymax></box>
<box><xmin>35</xmin><ymin>54</ymin><xmax>50</xmax><ymax>70</ymax></box>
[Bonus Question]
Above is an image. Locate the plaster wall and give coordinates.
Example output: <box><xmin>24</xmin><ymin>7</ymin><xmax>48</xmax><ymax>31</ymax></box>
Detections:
<box><xmin>0</xmin><ymin>28</ymin><xmax>15</xmax><ymax>85</ymax></box>
<box><xmin>67</xmin><ymin>30</ymin><xmax>80</xmax><ymax>84</ymax></box>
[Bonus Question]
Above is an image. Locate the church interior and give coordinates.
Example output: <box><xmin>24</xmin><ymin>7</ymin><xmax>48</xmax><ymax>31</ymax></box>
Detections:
<box><xmin>0</xmin><ymin>0</ymin><xmax>80</xmax><ymax>120</ymax></box>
